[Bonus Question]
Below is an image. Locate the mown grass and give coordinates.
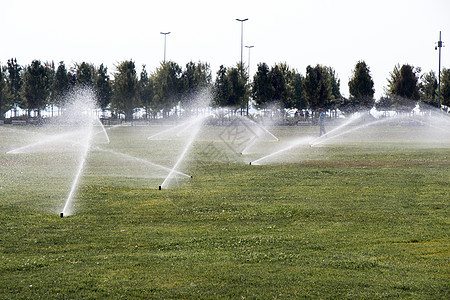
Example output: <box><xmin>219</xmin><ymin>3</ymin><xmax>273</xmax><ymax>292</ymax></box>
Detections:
<box><xmin>0</xmin><ymin>125</ymin><xmax>449</xmax><ymax>299</ymax></box>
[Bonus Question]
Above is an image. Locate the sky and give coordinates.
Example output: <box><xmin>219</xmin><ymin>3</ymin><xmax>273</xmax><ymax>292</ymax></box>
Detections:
<box><xmin>2</xmin><ymin>0</ymin><xmax>449</xmax><ymax>99</ymax></box>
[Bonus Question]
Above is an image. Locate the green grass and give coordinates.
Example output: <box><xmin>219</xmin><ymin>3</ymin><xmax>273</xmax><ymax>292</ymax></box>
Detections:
<box><xmin>0</xmin><ymin>125</ymin><xmax>449</xmax><ymax>299</ymax></box>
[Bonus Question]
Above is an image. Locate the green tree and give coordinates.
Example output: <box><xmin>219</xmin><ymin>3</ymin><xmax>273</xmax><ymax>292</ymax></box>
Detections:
<box><xmin>303</xmin><ymin>64</ymin><xmax>332</xmax><ymax>110</ymax></box>
<box><xmin>0</xmin><ymin>65</ymin><xmax>7</xmax><ymax>119</ymax></box>
<box><xmin>328</xmin><ymin>67</ymin><xmax>341</xmax><ymax>100</ymax></box>
<box><xmin>292</xmin><ymin>72</ymin><xmax>307</xmax><ymax>110</ymax></box>
<box><xmin>387</xmin><ymin>64</ymin><xmax>420</xmax><ymax>111</ymax></box>
<box><xmin>375</xmin><ymin>96</ymin><xmax>394</xmax><ymax>111</ymax></box>
<box><xmin>348</xmin><ymin>60</ymin><xmax>375</xmax><ymax>111</ymax></box>
<box><xmin>75</xmin><ymin>62</ymin><xmax>95</xmax><ymax>87</ymax></box>
<box><xmin>227</xmin><ymin>64</ymin><xmax>248</xmax><ymax>112</ymax></box>
<box><xmin>138</xmin><ymin>65</ymin><xmax>154</xmax><ymax>119</ymax></box>
<box><xmin>96</xmin><ymin>64</ymin><xmax>111</xmax><ymax>111</ymax></box>
<box><xmin>441</xmin><ymin>68</ymin><xmax>450</xmax><ymax>108</ymax></box>
<box><xmin>213</xmin><ymin>65</ymin><xmax>231</xmax><ymax>107</ymax></box>
<box><xmin>54</xmin><ymin>61</ymin><xmax>70</xmax><ymax>108</ymax></box>
<box><xmin>269</xmin><ymin>63</ymin><xmax>294</xmax><ymax>109</ymax></box>
<box><xmin>113</xmin><ymin>60</ymin><xmax>138</xmax><ymax>122</ymax></box>
<box><xmin>23</xmin><ymin>60</ymin><xmax>50</xmax><ymax>117</ymax></box>
<box><xmin>181</xmin><ymin>61</ymin><xmax>212</xmax><ymax>111</ymax></box>
<box><xmin>420</xmin><ymin>70</ymin><xmax>438</xmax><ymax>108</ymax></box>
<box><xmin>6</xmin><ymin>58</ymin><xmax>24</xmax><ymax>117</ymax></box>
<box><xmin>44</xmin><ymin>61</ymin><xmax>56</xmax><ymax>116</ymax></box>
<box><xmin>153</xmin><ymin>61</ymin><xmax>183</xmax><ymax>117</ymax></box>
<box><xmin>252</xmin><ymin>62</ymin><xmax>272</xmax><ymax>109</ymax></box>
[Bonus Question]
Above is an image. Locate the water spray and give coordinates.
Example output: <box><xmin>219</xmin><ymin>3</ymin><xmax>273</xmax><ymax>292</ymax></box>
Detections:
<box><xmin>93</xmin><ymin>146</ymin><xmax>192</xmax><ymax>178</ymax></box>
<box><xmin>159</xmin><ymin>116</ymin><xmax>205</xmax><ymax>189</ymax></box>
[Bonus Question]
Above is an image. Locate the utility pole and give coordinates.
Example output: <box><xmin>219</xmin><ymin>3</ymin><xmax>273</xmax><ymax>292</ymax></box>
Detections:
<box><xmin>436</xmin><ymin>31</ymin><xmax>444</xmax><ymax>109</ymax></box>
<box><xmin>160</xmin><ymin>32</ymin><xmax>171</xmax><ymax>63</ymax></box>
<box><xmin>245</xmin><ymin>45</ymin><xmax>254</xmax><ymax>116</ymax></box>
<box><xmin>236</xmin><ymin>18</ymin><xmax>248</xmax><ymax>115</ymax></box>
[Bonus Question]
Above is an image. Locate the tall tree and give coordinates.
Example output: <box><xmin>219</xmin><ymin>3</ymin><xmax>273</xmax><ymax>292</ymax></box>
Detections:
<box><xmin>269</xmin><ymin>63</ymin><xmax>294</xmax><ymax>109</ymax></box>
<box><xmin>113</xmin><ymin>60</ymin><xmax>138</xmax><ymax>122</ymax></box>
<box><xmin>328</xmin><ymin>67</ymin><xmax>341</xmax><ymax>100</ymax></box>
<box><xmin>303</xmin><ymin>64</ymin><xmax>332</xmax><ymax>110</ymax></box>
<box><xmin>375</xmin><ymin>96</ymin><xmax>394</xmax><ymax>111</ymax></box>
<box><xmin>441</xmin><ymin>68</ymin><xmax>450</xmax><ymax>108</ymax></box>
<box><xmin>213</xmin><ymin>65</ymin><xmax>231</xmax><ymax>107</ymax></box>
<box><xmin>0</xmin><ymin>65</ymin><xmax>7</xmax><ymax>119</ymax></box>
<box><xmin>75</xmin><ymin>62</ymin><xmax>95</xmax><ymax>87</ymax></box>
<box><xmin>292</xmin><ymin>72</ymin><xmax>307</xmax><ymax>110</ymax></box>
<box><xmin>252</xmin><ymin>62</ymin><xmax>272</xmax><ymax>109</ymax></box>
<box><xmin>54</xmin><ymin>61</ymin><xmax>70</xmax><ymax>108</ymax></box>
<box><xmin>227</xmin><ymin>64</ymin><xmax>248</xmax><ymax>111</ymax></box>
<box><xmin>23</xmin><ymin>60</ymin><xmax>50</xmax><ymax>117</ymax></box>
<box><xmin>420</xmin><ymin>70</ymin><xmax>438</xmax><ymax>108</ymax></box>
<box><xmin>44</xmin><ymin>61</ymin><xmax>56</xmax><ymax>116</ymax></box>
<box><xmin>387</xmin><ymin>64</ymin><xmax>420</xmax><ymax>111</ymax></box>
<box><xmin>138</xmin><ymin>65</ymin><xmax>154</xmax><ymax>119</ymax></box>
<box><xmin>6</xmin><ymin>58</ymin><xmax>24</xmax><ymax>117</ymax></box>
<box><xmin>348</xmin><ymin>60</ymin><xmax>375</xmax><ymax>111</ymax></box>
<box><xmin>96</xmin><ymin>64</ymin><xmax>111</xmax><ymax>111</ymax></box>
<box><xmin>181</xmin><ymin>61</ymin><xmax>212</xmax><ymax>110</ymax></box>
<box><xmin>153</xmin><ymin>61</ymin><xmax>184</xmax><ymax>117</ymax></box>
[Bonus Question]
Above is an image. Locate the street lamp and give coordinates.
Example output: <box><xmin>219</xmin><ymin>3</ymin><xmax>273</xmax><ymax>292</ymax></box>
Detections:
<box><xmin>160</xmin><ymin>32</ymin><xmax>171</xmax><ymax>63</ymax></box>
<box><xmin>236</xmin><ymin>18</ymin><xmax>248</xmax><ymax>115</ymax></box>
<box><xmin>245</xmin><ymin>45</ymin><xmax>254</xmax><ymax>115</ymax></box>
<box><xmin>435</xmin><ymin>31</ymin><xmax>444</xmax><ymax>110</ymax></box>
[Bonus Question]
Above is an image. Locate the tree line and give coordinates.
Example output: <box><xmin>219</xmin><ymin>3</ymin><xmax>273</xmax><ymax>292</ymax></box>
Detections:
<box><xmin>1</xmin><ymin>58</ymin><xmax>449</xmax><ymax>122</ymax></box>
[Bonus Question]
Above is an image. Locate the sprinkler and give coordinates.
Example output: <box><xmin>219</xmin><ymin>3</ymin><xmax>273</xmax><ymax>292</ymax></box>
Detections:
<box><xmin>158</xmin><ymin>186</ymin><xmax>162</xmax><ymax>190</ymax></box>
<box><xmin>249</xmin><ymin>162</ymin><xmax>252</xmax><ymax>165</ymax></box>
<box><xmin>60</xmin><ymin>212</ymin><xmax>64</xmax><ymax>218</ymax></box>
<box><xmin>190</xmin><ymin>175</ymin><xmax>193</xmax><ymax>178</ymax></box>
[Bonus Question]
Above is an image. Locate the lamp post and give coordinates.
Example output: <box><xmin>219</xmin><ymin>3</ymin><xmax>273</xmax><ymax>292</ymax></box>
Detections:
<box><xmin>160</xmin><ymin>32</ymin><xmax>171</xmax><ymax>63</ymax></box>
<box><xmin>435</xmin><ymin>31</ymin><xmax>444</xmax><ymax>109</ymax></box>
<box><xmin>245</xmin><ymin>45</ymin><xmax>254</xmax><ymax>115</ymax></box>
<box><xmin>236</xmin><ymin>18</ymin><xmax>248</xmax><ymax>115</ymax></box>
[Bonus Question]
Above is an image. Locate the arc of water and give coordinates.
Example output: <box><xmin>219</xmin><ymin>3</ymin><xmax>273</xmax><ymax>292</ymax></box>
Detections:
<box><xmin>241</xmin><ymin>137</ymin><xmax>258</xmax><ymax>155</ymax></box>
<box><xmin>6</xmin><ymin>130</ymin><xmax>85</xmax><ymax>154</ymax></box>
<box><xmin>309</xmin><ymin>114</ymin><xmax>365</xmax><ymax>147</ymax></box>
<box><xmin>175</xmin><ymin>117</ymin><xmax>207</xmax><ymax>137</ymax></box>
<box><xmin>93</xmin><ymin>146</ymin><xmax>192</xmax><ymax>178</ymax></box>
<box><xmin>62</xmin><ymin>126</ymin><xmax>93</xmax><ymax>216</ymax></box>
<box><xmin>147</xmin><ymin>119</ymin><xmax>195</xmax><ymax>140</ymax></box>
<box><xmin>251</xmin><ymin>137</ymin><xmax>313</xmax><ymax>165</ymax></box>
<box><xmin>251</xmin><ymin>115</ymin><xmax>366</xmax><ymax>165</ymax></box>
<box><xmin>244</xmin><ymin>118</ymin><xmax>279</xmax><ymax>141</ymax></box>
<box><xmin>309</xmin><ymin>115</ymin><xmax>392</xmax><ymax>147</ymax></box>
<box><xmin>95</xmin><ymin>118</ymin><xmax>110</xmax><ymax>144</ymax></box>
<box><xmin>160</xmin><ymin>117</ymin><xmax>205</xmax><ymax>189</ymax></box>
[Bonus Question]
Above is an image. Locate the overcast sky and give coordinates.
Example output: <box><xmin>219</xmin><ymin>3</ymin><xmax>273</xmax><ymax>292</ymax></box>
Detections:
<box><xmin>2</xmin><ymin>0</ymin><xmax>449</xmax><ymax>99</ymax></box>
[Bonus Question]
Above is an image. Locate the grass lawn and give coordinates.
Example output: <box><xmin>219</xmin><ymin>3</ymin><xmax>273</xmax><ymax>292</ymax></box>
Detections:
<box><xmin>0</xmin><ymin>123</ymin><xmax>449</xmax><ymax>299</ymax></box>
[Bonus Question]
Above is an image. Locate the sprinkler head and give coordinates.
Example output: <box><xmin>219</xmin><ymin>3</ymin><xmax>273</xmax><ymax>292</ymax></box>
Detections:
<box><xmin>190</xmin><ymin>175</ymin><xmax>193</xmax><ymax>178</ymax></box>
<box><xmin>60</xmin><ymin>212</ymin><xmax>64</xmax><ymax>218</ymax></box>
<box><xmin>249</xmin><ymin>162</ymin><xmax>252</xmax><ymax>165</ymax></box>
<box><xmin>158</xmin><ymin>186</ymin><xmax>162</xmax><ymax>190</ymax></box>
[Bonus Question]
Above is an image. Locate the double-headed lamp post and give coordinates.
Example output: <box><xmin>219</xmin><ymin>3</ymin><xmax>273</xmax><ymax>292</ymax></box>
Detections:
<box><xmin>245</xmin><ymin>45</ymin><xmax>254</xmax><ymax>115</ymax></box>
<box><xmin>160</xmin><ymin>32</ymin><xmax>171</xmax><ymax>63</ymax></box>
<box><xmin>236</xmin><ymin>18</ymin><xmax>248</xmax><ymax>115</ymax></box>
